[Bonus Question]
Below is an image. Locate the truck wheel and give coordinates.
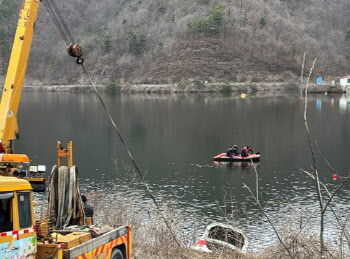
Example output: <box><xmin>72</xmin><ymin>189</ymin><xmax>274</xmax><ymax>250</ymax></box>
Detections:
<box><xmin>111</xmin><ymin>248</ymin><xmax>124</xmax><ymax>259</ymax></box>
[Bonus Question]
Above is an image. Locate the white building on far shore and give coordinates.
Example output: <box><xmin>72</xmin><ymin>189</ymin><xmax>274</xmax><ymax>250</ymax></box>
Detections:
<box><xmin>340</xmin><ymin>75</ymin><xmax>350</xmax><ymax>92</ymax></box>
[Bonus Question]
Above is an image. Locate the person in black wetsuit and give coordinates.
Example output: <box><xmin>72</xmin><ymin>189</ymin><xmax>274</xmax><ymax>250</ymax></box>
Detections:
<box><xmin>226</xmin><ymin>147</ymin><xmax>233</xmax><ymax>158</ymax></box>
<box><xmin>233</xmin><ymin>145</ymin><xmax>239</xmax><ymax>155</ymax></box>
<box><xmin>81</xmin><ymin>195</ymin><xmax>94</xmax><ymax>223</ymax></box>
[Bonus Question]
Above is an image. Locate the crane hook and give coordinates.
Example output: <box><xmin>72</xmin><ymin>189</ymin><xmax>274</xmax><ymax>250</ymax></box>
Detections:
<box><xmin>76</xmin><ymin>57</ymin><xmax>84</xmax><ymax>65</ymax></box>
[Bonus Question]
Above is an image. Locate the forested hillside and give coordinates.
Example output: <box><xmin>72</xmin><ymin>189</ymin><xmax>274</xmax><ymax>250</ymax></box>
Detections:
<box><xmin>0</xmin><ymin>0</ymin><xmax>349</xmax><ymax>84</ymax></box>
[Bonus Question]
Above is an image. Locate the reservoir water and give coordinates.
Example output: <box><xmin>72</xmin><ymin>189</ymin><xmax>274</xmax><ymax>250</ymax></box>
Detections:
<box><xmin>17</xmin><ymin>91</ymin><xmax>350</xmax><ymax>250</ymax></box>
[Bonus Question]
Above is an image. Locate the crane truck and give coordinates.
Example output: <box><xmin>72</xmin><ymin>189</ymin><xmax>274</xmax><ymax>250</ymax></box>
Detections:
<box><xmin>0</xmin><ymin>0</ymin><xmax>132</xmax><ymax>258</ymax></box>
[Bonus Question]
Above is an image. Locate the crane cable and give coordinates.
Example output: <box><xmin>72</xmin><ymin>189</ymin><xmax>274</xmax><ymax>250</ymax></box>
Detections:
<box><xmin>46</xmin><ymin>0</ymin><xmax>75</xmax><ymax>44</ymax></box>
<box><xmin>43</xmin><ymin>0</ymin><xmax>181</xmax><ymax>246</ymax></box>
<box><xmin>80</xmin><ymin>64</ymin><xmax>181</xmax><ymax>246</ymax></box>
<box><xmin>42</xmin><ymin>0</ymin><xmax>75</xmax><ymax>45</ymax></box>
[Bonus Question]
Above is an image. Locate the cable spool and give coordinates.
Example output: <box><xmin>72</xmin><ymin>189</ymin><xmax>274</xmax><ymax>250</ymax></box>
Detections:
<box><xmin>48</xmin><ymin>165</ymin><xmax>84</xmax><ymax>229</ymax></box>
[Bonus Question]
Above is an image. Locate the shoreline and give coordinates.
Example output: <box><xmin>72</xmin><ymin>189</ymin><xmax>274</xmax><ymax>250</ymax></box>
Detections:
<box><xmin>20</xmin><ymin>82</ymin><xmax>345</xmax><ymax>94</ymax></box>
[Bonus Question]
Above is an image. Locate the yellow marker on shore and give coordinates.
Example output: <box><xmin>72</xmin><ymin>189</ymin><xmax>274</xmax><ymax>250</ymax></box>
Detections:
<box><xmin>241</xmin><ymin>94</ymin><xmax>247</xmax><ymax>98</ymax></box>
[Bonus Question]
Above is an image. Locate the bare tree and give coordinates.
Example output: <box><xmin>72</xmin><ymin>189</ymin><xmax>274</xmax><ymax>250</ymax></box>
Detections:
<box><xmin>301</xmin><ymin>56</ymin><xmax>350</xmax><ymax>257</ymax></box>
<box><xmin>1</xmin><ymin>0</ymin><xmax>349</xmax><ymax>84</ymax></box>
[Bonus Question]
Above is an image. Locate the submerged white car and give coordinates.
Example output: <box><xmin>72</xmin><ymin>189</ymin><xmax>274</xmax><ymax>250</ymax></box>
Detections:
<box><xmin>192</xmin><ymin>222</ymin><xmax>249</xmax><ymax>254</ymax></box>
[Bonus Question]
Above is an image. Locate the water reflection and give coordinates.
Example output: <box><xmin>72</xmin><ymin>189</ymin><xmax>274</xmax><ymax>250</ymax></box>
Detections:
<box><xmin>339</xmin><ymin>94</ymin><xmax>350</xmax><ymax>113</ymax></box>
<box><xmin>316</xmin><ymin>99</ymin><xmax>322</xmax><ymax>112</ymax></box>
<box><xmin>213</xmin><ymin>161</ymin><xmax>260</xmax><ymax>174</ymax></box>
<box><xmin>15</xmin><ymin>92</ymin><xmax>350</xmax><ymax>251</ymax></box>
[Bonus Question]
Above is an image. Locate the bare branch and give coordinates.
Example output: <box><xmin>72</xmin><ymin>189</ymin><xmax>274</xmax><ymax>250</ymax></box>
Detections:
<box><xmin>243</xmin><ymin>183</ymin><xmax>295</xmax><ymax>258</ymax></box>
<box><xmin>322</xmin><ymin>174</ymin><xmax>350</xmax><ymax>214</ymax></box>
<box><xmin>302</xmin><ymin>58</ymin><xmax>323</xmax><ymax>208</ymax></box>
<box><xmin>234</xmin><ymin>129</ymin><xmax>259</xmax><ymax>200</ymax></box>
<box><xmin>300</xmin><ymin>57</ymin><xmax>331</xmax><ymax>256</ymax></box>
<box><xmin>300</xmin><ymin>53</ymin><xmax>306</xmax><ymax>103</ymax></box>
<box><xmin>314</xmin><ymin>140</ymin><xmax>338</xmax><ymax>177</ymax></box>
<box><xmin>301</xmin><ymin>169</ymin><xmax>350</xmax><ymax>248</ymax></box>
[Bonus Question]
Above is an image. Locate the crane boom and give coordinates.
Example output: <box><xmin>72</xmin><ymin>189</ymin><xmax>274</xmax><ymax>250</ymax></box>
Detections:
<box><xmin>0</xmin><ymin>0</ymin><xmax>41</xmax><ymax>153</ymax></box>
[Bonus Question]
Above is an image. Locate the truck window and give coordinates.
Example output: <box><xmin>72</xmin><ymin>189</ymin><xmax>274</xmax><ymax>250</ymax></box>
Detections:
<box><xmin>17</xmin><ymin>192</ymin><xmax>31</xmax><ymax>229</ymax></box>
<box><xmin>0</xmin><ymin>192</ymin><xmax>14</xmax><ymax>233</ymax></box>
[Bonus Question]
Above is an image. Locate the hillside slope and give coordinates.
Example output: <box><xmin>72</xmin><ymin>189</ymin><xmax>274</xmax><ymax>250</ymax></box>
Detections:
<box><xmin>0</xmin><ymin>0</ymin><xmax>349</xmax><ymax>84</ymax></box>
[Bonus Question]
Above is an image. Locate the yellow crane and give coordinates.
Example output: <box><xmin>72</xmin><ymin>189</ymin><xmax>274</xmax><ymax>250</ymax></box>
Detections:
<box><xmin>0</xmin><ymin>0</ymin><xmax>81</xmax><ymax>181</ymax></box>
<box><xmin>0</xmin><ymin>0</ymin><xmax>39</xmax><ymax>154</ymax></box>
<box><xmin>0</xmin><ymin>0</ymin><xmax>43</xmax><ymax>186</ymax></box>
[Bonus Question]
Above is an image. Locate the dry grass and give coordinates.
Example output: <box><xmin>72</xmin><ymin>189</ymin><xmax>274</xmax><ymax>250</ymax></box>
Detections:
<box><xmin>259</xmin><ymin>231</ymin><xmax>337</xmax><ymax>259</ymax></box>
<box><xmin>85</xmin><ymin>177</ymin><xmax>254</xmax><ymax>259</ymax></box>
<box><xmin>85</xmin><ymin>184</ymin><xmax>350</xmax><ymax>259</ymax></box>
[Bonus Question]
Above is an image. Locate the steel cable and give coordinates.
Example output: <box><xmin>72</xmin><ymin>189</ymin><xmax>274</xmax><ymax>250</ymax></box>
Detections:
<box><xmin>43</xmin><ymin>0</ymin><xmax>75</xmax><ymax>45</ymax></box>
<box><xmin>80</xmin><ymin>64</ymin><xmax>181</xmax><ymax>247</ymax></box>
<box><xmin>43</xmin><ymin>0</ymin><xmax>70</xmax><ymax>45</ymax></box>
<box><xmin>46</xmin><ymin>0</ymin><xmax>75</xmax><ymax>44</ymax></box>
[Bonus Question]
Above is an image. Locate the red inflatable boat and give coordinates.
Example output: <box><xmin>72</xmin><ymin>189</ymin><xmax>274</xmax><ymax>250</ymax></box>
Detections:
<box><xmin>213</xmin><ymin>153</ymin><xmax>261</xmax><ymax>162</ymax></box>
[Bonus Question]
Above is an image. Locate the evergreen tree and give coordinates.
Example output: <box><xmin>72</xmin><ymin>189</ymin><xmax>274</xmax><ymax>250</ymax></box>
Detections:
<box><xmin>259</xmin><ymin>17</ymin><xmax>267</xmax><ymax>28</ymax></box>
<box><xmin>346</xmin><ymin>29</ymin><xmax>350</xmax><ymax>41</ymax></box>
<box><xmin>127</xmin><ymin>29</ymin><xmax>146</xmax><ymax>56</ymax></box>
<box><xmin>103</xmin><ymin>36</ymin><xmax>111</xmax><ymax>53</ymax></box>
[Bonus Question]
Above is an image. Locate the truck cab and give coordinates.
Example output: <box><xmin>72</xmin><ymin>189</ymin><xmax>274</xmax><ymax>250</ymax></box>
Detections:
<box><xmin>0</xmin><ymin>175</ymin><xmax>132</xmax><ymax>259</ymax></box>
<box><xmin>0</xmin><ymin>177</ymin><xmax>37</xmax><ymax>258</ymax></box>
